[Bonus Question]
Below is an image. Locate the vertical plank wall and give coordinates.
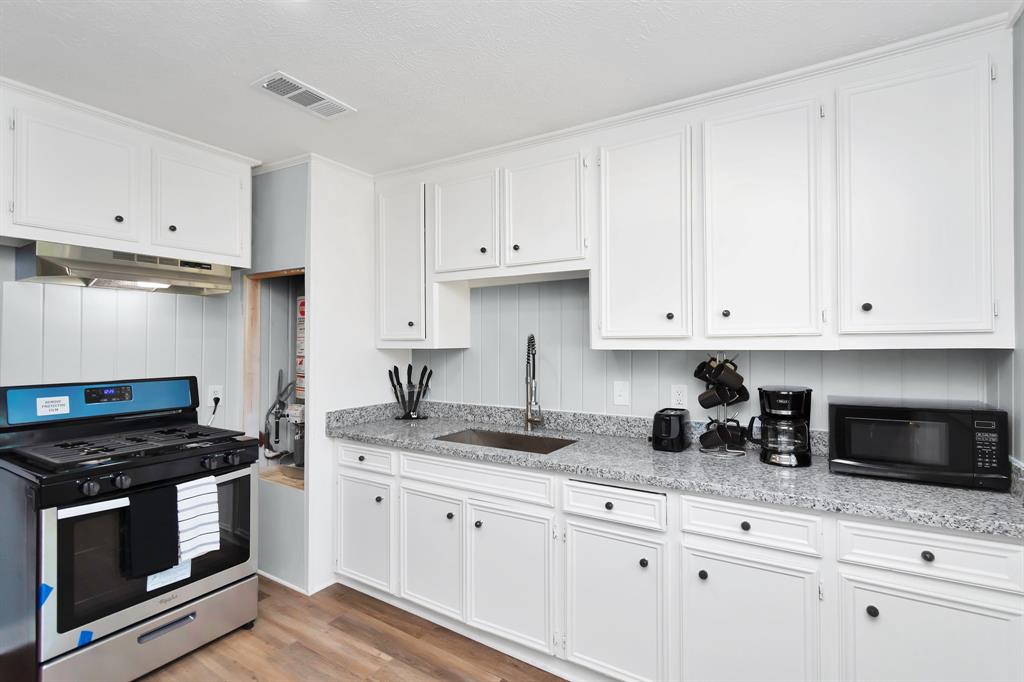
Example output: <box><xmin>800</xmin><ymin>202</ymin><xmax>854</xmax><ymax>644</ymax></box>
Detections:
<box><xmin>0</xmin><ymin>255</ymin><xmax>244</xmax><ymax>429</ymax></box>
<box><xmin>413</xmin><ymin>278</ymin><xmax>999</xmax><ymax>431</ymax></box>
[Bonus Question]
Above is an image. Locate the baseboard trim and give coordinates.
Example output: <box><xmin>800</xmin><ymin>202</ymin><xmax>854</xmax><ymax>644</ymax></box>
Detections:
<box><xmin>257</xmin><ymin>569</ymin><xmax>310</xmax><ymax>596</ymax></box>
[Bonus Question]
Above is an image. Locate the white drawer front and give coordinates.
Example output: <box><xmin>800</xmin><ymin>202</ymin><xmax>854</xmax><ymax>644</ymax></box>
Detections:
<box><xmin>563</xmin><ymin>480</ymin><xmax>667</xmax><ymax>531</ymax></box>
<box><xmin>400</xmin><ymin>453</ymin><xmax>555</xmax><ymax>507</ymax></box>
<box><xmin>838</xmin><ymin>520</ymin><xmax>1024</xmax><ymax>593</ymax></box>
<box><xmin>681</xmin><ymin>496</ymin><xmax>823</xmax><ymax>556</ymax></box>
<box><xmin>338</xmin><ymin>443</ymin><xmax>395</xmax><ymax>474</ymax></box>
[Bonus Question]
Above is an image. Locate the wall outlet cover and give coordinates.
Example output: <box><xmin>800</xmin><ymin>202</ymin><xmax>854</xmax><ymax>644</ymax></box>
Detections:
<box><xmin>613</xmin><ymin>381</ymin><xmax>630</xmax><ymax>406</ymax></box>
<box><xmin>207</xmin><ymin>385</ymin><xmax>224</xmax><ymax>408</ymax></box>
<box><xmin>670</xmin><ymin>384</ymin><xmax>688</xmax><ymax>408</ymax></box>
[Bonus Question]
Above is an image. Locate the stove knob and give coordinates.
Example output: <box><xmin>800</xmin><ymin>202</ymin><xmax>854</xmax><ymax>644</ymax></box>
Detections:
<box><xmin>80</xmin><ymin>480</ymin><xmax>101</xmax><ymax>497</ymax></box>
<box><xmin>112</xmin><ymin>473</ymin><xmax>132</xmax><ymax>490</ymax></box>
<box><xmin>201</xmin><ymin>456</ymin><xmax>219</xmax><ymax>470</ymax></box>
<box><xmin>225</xmin><ymin>452</ymin><xmax>242</xmax><ymax>466</ymax></box>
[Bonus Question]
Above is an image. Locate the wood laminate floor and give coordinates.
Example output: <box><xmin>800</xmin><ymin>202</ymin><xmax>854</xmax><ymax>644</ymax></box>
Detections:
<box><xmin>143</xmin><ymin>578</ymin><xmax>564</xmax><ymax>682</ymax></box>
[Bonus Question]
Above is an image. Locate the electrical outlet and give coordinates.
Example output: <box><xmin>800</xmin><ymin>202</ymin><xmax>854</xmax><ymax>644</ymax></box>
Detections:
<box><xmin>207</xmin><ymin>385</ymin><xmax>224</xmax><ymax>408</ymax></box>
<box><xmin>671</xmin><ymin>384</ymin><xmax>688</xmax><ymax>408</ymax></box>
<box><xmin>613</xmin><ymin>381</ymin><xmax>630</xmax><ymax>406</ymax></box>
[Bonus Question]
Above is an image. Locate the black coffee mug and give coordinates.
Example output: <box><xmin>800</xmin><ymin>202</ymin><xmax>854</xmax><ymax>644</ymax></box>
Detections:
<box><xmin>698</xmin><ymin>384</ymin><xmax>737</xmax><ymax>409</ymax></box>
<box><xmin>711</xmin><ymin>363</ymin><xmax>745</xmax><ymax>390</ymax></box>
<box><xmin>698</xmin><ymin>428</ymin><xmax>725</xmax><ymax>448</ymax></box>
<box><xmin>727</xmin><ymin>385</ymin><xmax>750</xmax><ymax>406</ymax></box>
<box><xmin>693</xmin><ymin>358</ymin><xmax>718</xmax><ymax>383</ymax></box>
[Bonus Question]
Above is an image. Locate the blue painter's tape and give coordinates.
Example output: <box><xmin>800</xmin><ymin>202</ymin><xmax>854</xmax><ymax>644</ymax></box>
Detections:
<box><xmin>38</xmin><ymin>583</ymin><xmax>53</xmax><ymax>608</ymax></box>
<box><xmin>77</xmin><ymin>630</ymin><xmax>93</xmax><ymax>647</ymax></box>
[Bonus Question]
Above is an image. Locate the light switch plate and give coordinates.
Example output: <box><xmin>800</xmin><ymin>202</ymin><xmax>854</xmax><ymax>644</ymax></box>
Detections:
<box><xmin>671</xmin><ymin>384</ymin><xmax>688</xmax><ymax>408</ymax></box>
<box><xmin>613</xmin><ymin>381</ymin><xmax>630</xmax><ymax>406</ymax></box>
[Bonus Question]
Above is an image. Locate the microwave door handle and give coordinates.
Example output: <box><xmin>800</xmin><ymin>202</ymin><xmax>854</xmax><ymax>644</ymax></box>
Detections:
<box><xmin>56</xmin><ymin>496</ymin><xmax>130</xmax><ymax>520</ymax></box>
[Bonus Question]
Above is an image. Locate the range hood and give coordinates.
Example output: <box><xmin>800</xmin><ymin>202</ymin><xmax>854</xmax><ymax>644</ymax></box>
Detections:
<box><xmin>15</xmin><ymin>242</ymin><xmax>232</xmax><ymax>295</ymax></box>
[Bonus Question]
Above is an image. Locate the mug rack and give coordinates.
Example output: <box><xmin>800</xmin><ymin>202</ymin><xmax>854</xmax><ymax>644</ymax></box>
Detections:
<box><xmin>695</xmin><ymin>352</ymin><xmax>749</xmax><ymax>457</ymax></box>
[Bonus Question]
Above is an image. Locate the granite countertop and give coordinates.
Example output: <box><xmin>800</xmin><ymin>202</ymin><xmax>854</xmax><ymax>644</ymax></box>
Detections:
<box><xmin>327</xmin><ymin>406</ymin><xmax>1024</xmax><ymax>541</ymax></box>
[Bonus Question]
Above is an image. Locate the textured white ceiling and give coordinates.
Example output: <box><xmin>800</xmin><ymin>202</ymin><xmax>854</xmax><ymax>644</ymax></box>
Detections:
<box><xmin>0</xmin><ymin>0</ymin><xmax>1016</xmax><ymax>173</ymax></box>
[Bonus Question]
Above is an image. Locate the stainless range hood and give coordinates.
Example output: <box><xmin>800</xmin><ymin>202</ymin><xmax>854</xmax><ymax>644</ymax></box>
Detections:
<box><xmin>15</xmin><ymin>242</ymin><xmax>232</xmax><ymax>295</ymax></box>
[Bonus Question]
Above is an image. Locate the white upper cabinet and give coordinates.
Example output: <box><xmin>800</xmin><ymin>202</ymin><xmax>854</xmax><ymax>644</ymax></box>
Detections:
<box><xmin>1</xmin><ymin>83</ymin><xmax>255</xmax><ymax>268</ymax></box>
<box><xmin>151</xmin><ymin>139</ymin><xmax>250</xmax><ymax>259</ymax></box>
<box><xmin>704</xmin><ymin>100</ymin><xmax>820</xmax><ymax>337</ymax></box>
<box><xmin>599</xmin><ymin>131</ymin><xmax>691</xmax><ymax>338</ymax></box>
<box><xmin>504</xmin><ymin>153</ymin><xmax>584</xmax><ymax>266</ymax></box>
<box><xmin>12</xmin><ymin>95</ymin><xmax>142</xmax><ymax>242</ymax></box>
<box><xmin>433</xmin><ymin>169</ymin><xmax>500</xmax><ymax>272</ymax></box>
<box><xmin>377</xmin><ymin>183</ymin><xmax>425</xmax><ymax>341</ymax></box>
<box><xmin>837</xmin><ymin>60</ymin><xmax>993</xmax><ymax>335</ymax></box>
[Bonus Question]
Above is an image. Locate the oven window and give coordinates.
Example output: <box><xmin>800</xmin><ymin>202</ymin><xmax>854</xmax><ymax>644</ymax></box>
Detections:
<box><xmin>56</xmin><ymin>472</ymin><xmax>251</xmax><ymax>633</ymax></box>
<box><xmin>846</xmin><ymin>417</ymin><xmax>950</xmax><ymax>467</ymax></box>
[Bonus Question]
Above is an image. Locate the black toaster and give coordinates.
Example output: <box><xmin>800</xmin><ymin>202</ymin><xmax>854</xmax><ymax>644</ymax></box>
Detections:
<box><xmin>650</xmin><ymin>408</ymin><xmax>691</xmax><ymax>452</ymax></box>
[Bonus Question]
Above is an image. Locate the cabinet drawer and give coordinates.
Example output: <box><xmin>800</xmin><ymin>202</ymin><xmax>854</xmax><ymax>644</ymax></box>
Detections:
<box><xmin>400</xmin><ymin>453</ymin><xmax>554</xmax><ymax>507</ymax></box>
<box><xmin>838</xmin><ymin>520</ymin><xmax>1024</xmax><ymax>593</ymax></box>
<box><xmin>681</xmin><ymin>496</ymin><xmax>823</xmax><ymax>556</ymax></box>
<box><xmin>563</xmin><ymin>480</ymin><xmax>667</xmax><ymax>531</ymax></box>
<box><xmin>338</xmin><ymin>444</ymin><xmax>395</xmax><ymax>474</ymax></box>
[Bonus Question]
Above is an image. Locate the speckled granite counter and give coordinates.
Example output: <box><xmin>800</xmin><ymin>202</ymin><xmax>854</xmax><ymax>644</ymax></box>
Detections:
<box><xmin>326</xmin><ymin>403</ymin><xmax>1024</xmax><ymax>541</ymax></box>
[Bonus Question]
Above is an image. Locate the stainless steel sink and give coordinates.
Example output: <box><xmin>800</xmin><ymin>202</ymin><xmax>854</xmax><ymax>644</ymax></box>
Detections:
<box><xmin>435</xmin><ymin>429</ymin><xmax>576</xmax><ymax>454</ymax></box>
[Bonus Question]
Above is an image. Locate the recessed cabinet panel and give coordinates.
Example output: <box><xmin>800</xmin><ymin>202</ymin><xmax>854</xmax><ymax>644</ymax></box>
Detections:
<box><xmin>337</xmin><ymin>474</ymin><xmax>392</xmax><ymax>591</ymax></box>
<box><xmin>151</xmin><ymin>144</ymin><xmax>246</xmax><ymax>258</ymax></box>
<box><xmin>839</xmin><ymin>572</ymin><xmax>1022</xmax><ymax>682</ymax></box>
<box><xmin>837</xmin><ymin>61</ymin><xmax>993</xmax><ymax>334</ymax></box>
<box><xmin>400</xmin><ymin>486</ymin><xmax>463</xmax><ymax>619</ymax></box>
<box><xmin>14</xmin><ymin>105</ymin><xmax>140</xmax><ymax>241</ymax></box>
<box><xmin>599</xmin><ymin>132</ymin><xmax>690</xmax><ymax>338</ymax></box>
<box><xmin>467</xmin><ymin>503</ymin><xmax>552</xmax><ymax>653</ymax></box>
<box><xmin>566</xmin><ymin>522</ymin><xmax>665</xmax><ymax>681</ymax></box>
<box><xmin>433</xmin><ymin>170</ymin><xmax>500</xmax><ymax>272</ymax></box>
<box><xmin>704</xmin><ymin>101</ymin><xmax>819</xmax><ymax>336</ymax></box>
<box><xmin>681</xmin><ymin>545</ymin><xmax>820</xmax><ymax>681</ymax></box>
<box><xmin>504</xmin><ymin>154</ymin><xmax>583</xmax><ymax>266</ymax></box>
<box><xmin>378</xmin><ymin>184</ymin><xmax>426</xmax><ymax>340</ymax></box>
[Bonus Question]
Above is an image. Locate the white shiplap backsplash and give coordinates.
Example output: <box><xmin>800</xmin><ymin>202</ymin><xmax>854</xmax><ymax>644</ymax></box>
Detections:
<box><xmin>0</xmin><ymin>256</ymin><xmax>244</xmax><ymax>429</ymax></box>
<box><xmin>412</xmin><ymin>278</ymin><xmax>1000</xmax><ymax>431</ymax></box>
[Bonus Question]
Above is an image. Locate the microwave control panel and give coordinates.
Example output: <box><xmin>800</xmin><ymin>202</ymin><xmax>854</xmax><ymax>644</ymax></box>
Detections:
<box><xmin>972</xmin><ymin>413</ymin><xmax>1007</xmax><ymax>474</ymax></box>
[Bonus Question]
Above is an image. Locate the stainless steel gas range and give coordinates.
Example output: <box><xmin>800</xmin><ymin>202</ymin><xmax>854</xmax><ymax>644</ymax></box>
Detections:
<box><xmin>0</xmin><ymin>376</ymin><xmax>258</xmax><ymax>682</ymax></box>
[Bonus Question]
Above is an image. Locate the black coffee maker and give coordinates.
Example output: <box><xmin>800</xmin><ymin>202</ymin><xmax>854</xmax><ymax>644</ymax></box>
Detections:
<box><xmin>747</xmin><ymin>386</ymin><xmax>813</xmax><ymax>467</ymax></box>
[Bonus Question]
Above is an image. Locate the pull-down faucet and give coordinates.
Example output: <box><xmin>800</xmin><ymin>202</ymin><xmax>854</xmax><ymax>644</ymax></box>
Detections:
<box><xmin>525</xmin><ymin>334</ymin><xmax>543</xmax><ymax>431</ymax></box>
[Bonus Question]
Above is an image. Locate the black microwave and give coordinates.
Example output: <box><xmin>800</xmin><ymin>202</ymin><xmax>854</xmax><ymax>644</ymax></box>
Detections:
<box><xmin>828</xmin><ymin>398</ymin><xmax>1010</xmax><ymax>491</ymax></box>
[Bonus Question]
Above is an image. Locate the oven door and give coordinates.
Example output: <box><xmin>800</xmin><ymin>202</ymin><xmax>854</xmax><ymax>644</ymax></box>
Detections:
<box><xmin>39</xmin><ymin>464</ymin><xmax>257</xmax><ymax>662</ymax></box>
<box><xmin>829</xmin><ymin>407</ymin><xmax>975</xmax><ymax>485</ymax></box>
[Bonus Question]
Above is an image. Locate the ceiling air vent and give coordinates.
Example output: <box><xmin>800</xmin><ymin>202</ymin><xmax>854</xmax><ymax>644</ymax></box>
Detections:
<box><xmin>252</xmin><ymin>71</ymin><xmax>355</xmax><ymax>119</ymax></box>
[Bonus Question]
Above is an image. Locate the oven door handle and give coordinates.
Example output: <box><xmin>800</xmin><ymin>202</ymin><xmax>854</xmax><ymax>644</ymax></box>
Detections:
<box><xmin>56</xmin><ymin>496</ymin><xmax>130</xmax><ymax>520</ymax></box>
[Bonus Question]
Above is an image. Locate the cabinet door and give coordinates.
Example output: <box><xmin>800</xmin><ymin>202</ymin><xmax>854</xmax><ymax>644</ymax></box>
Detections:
<box><xmin>400</xmin><ymin>486</ymin><xmax>463</xmax><ymax>619</ymax></box>
<box><xmin>704</xmin><ymin>100</ymin><xmax>820</xmax><ymax>336</ymax></box>
<box><xmin>681</xmin><ymin>544</ymin><xmax>820</xmax><ymax>681</ymax></box>
<box><xmin>837</xmin><ymin>61</ymin><xmax>993</xmax><ymax>334</ymax></box>
<box><xmin>12</xmin><ymin>101</ymin><xmax>141</xmax><ymax>242</ymax></box>
<box><xmin>151</xmin><ymin>142</ymin><xmax>248</xmax><ymax>259</ymax></box>
<box><xmin>433</xmin><ymin>170</ymin><xmax>500</xmax><ymax>272</ymax></box>
<box><xmin>467</xmin><ymin>502</ymin><xmax>553</xmax><ymax>653</ymax></box>
<box><xmin>599</xmin><ymin>132</ymin><xmax>691</xmax><ymax>338</ymax></box>
<box><xmin>566</xmin><ymin>521</ymin><xmax>666</xmax><ymax>682</ymax></box>
<box><xmin>839</xmin><ymin>572</ymin><xmax>1022</xmax><ymax>682</ymax></box>
<box><xmin>336</xmin><ymin>474</ymin><xmax>392</xmax><ymax>592</ymax></box>
<box><xmin>504</xmin><ymin>153</ymin><xmax>584</xmax><ymax>266</ymax></box>
<box><xmin>377</xmin><ymin>184</ymin><xmax>425</xmax><ymax>340</ymax></box>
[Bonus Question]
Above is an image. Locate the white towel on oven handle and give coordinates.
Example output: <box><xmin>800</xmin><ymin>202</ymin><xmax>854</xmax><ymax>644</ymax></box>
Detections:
<box><xmin>177</xmin><ymin>476</ymin><xmax>220</xmax><ymax>562</ymax></box>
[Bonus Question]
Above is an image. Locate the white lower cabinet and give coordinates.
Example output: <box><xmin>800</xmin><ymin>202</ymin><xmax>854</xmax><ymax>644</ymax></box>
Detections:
<box><xmin>681</xmin><ymin>541</ymin><xmax>821</xmax><ymax>682</ymax></box>
<box><xmin>400</xmin><ymin>485</ymin><xmax>464</xmax><ymax>619</ymax></box>
<box><xmin>336</xmin><ymin>473</ymin><xmax>393</xmax><ymax>592</ymax></box>
<box><xmin>838</xmin><ymin>570</ymin><xmax>1023</xmax><ymax>682</ymax></box>
<box><xmin>467</xmin><ymin>501</ymin><xmax>554</xmax><ymax>653</ymax></box>
<box><xmin>566</xmin><ymin>520</ymin><xmax>666</xmax><ymax>682</ymax></box>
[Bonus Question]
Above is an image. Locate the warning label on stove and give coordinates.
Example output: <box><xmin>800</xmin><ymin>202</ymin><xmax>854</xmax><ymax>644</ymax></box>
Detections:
<box><xmin>36</xmin><ymin>396</ymin><xmax>70</xmax><ymax>416</ymax></box>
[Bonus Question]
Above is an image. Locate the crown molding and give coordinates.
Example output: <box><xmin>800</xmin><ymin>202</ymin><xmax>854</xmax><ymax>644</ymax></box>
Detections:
<box><xmin>1008</xmin><ymin>0</ymin><xmax>1024</xmax><ymax>28</ymax></box>
<box><xmin>375</xmin><ymin>13</ymin><xmax>1010</xmax><ymax>180</ymax></box>
<box><xmin>0</xmin><ymin>76</ymin><xmax>261</xmax><ymax>166</ymax></box>
<box><xmin>252</xmin><ymin>154</ymin><xmax>312</xmax><ymax>175</ymax></box>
